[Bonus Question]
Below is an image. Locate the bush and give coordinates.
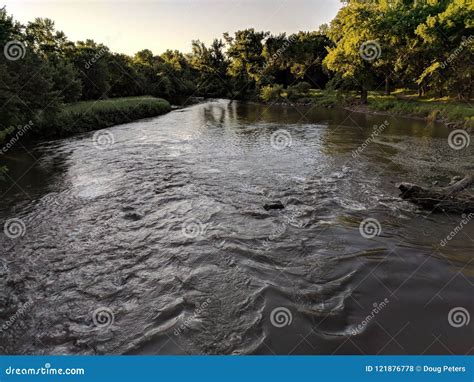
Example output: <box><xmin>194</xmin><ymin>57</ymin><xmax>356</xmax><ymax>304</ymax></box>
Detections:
<box><xmin>285</xmin><ymin>82</ymin><xmax>313</xmax><ymax>102</ymax></box>
<box><xmin>293</xmin><ymin>81</ymin><xmax>312</xmax><ymax>94</ymax></box>
<box><xmin>286</xmin><ymin>87</ymin><xmax>300</xmax><ymax>102</ymax></box>
<box><xmin>260</xmin><ymin>85</ymin><xmax>283</xmax><ymax>102</ymax></box>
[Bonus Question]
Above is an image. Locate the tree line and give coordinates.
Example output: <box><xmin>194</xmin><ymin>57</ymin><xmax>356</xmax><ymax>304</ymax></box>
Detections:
<box><xmin>0</xmin><ymin>0</ymin><xmax>472</xmax><ymax>135</ymax></box>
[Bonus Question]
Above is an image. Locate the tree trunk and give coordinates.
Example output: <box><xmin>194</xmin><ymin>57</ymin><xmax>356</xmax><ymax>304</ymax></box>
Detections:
<box><xmin>398</xmin><ymin>175</ymin><xmax>474</xmax><ymax>213</ymax></box>
<box><xmin>418</xmin><ymin>85</ymin><xmax>425</xmax><ymax>98</ymax></box>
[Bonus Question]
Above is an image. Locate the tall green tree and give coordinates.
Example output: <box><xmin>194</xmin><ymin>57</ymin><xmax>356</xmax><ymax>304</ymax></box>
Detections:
<box><xmin>224</xmin><ymin>29</ymin><xmax>269</xmax><ymax>98</ymax></box>
<box><xmin>68</xmin><ymin>40</ymin><xmax>110</xmax><ymax>100</ymax></box>
<box><xmin>190</xmin><ymin>39</ymin><xmax>230</xmax><ymax>96</ymax></box>
<box><xmin>0</xmin><ymin>8</ymin><xmax>61</xmax><ymax>133</ymax></box>
<box><xmin>324</xmin><ymin>2</ymin><xmax>381</xmax><ymax>102</ymax></box>
<box><xmin>25</xmin><ymin>18</ymin><xmax>81</xmax><ymax>102</ymax></box>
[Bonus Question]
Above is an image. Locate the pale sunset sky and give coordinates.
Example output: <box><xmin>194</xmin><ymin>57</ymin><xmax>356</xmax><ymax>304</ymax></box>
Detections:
<box><xmin>3</xmin><ymin>0</ymin><xmax>342</xmax><ymax>55</ymax></box>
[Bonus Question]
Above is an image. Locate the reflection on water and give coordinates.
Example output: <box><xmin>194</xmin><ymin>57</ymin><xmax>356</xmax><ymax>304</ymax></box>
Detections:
<box><xmin>0</xmin><ymin>99</ymin><xmax>472</xmax><ymax>355</ymax></box>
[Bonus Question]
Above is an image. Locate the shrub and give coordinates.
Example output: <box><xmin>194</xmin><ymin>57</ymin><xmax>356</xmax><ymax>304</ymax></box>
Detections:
<box><xmin>260</xmin><ymin>85</ymin><xmax>283</xmax><ymax>102</ymax></box>
<box><xmin>293</xmin><ymin>81</ymin><xmax>312</xmax><ymax>94</ymax></box>
<box><xmin>286</xmin><ymin>87</ymin><xmax>300</xmax><ymax>102</ymax></box>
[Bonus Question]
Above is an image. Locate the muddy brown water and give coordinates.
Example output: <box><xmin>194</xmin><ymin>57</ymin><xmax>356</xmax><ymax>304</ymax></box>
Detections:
<box><xmin>0</xmin><ymin>99</ymin><xmax>472</xmax><ymax>354</ymax></box>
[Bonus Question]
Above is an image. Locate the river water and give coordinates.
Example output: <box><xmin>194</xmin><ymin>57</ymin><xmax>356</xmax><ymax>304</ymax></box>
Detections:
<box><xmin>0</xmin><ymin>99</ymin><xmax>472</xmax><ymax>355</ymax></box>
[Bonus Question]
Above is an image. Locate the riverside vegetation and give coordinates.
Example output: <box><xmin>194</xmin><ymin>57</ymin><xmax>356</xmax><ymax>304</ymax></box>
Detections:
<box><xmin>0</xmin><ymin>0</ymin><xmax>472</xmax><ymax>155</ymax></box>
<box><xmin>49</xmin><ymin>97</ymin><xmax>170</xmax><ymax>137</ymax></box>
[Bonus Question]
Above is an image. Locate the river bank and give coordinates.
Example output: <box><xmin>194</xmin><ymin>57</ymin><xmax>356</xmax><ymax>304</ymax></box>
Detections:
<box><xmin>45</xmin><ymin>96</ymin><xmax>171</xmax><ymax>138</ymax></box>
<box><xmin>260</xmin><ymin>89</ymin><xmax>473</xmax><ymax>129</ymax></box>
<box><xmin>353</xmin><ymin>93</ymin><xmax>473</xmax><ymax>129</ymax></box>
<box><xmin>0</xmin><ymin>96</ymin><xmax>171</xmax><ymax>180</ymax></box>
<box><xmin>0</xmin><ymin>96</ymin><xmax>171</xmax><ymax>145</ymax></box>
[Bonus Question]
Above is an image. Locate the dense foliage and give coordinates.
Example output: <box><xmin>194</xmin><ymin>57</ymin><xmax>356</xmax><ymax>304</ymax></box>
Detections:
<box><xmin>324</xmin><ymin>0</ymin><xmax>473</xmax><ymax>103</ymax></box>
<box><xmin>0</xmin><ymin>0</ymin><xmax>472</xmax><ymax>142</ymax></box>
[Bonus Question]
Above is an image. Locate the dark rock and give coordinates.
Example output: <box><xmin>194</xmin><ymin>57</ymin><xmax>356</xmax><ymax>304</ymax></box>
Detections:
<box><xmin>123</xmin><ymin>212</ymin><xmax>143</xmax><ymax>221</ymax></box>
<box><xmin>263</xmin><ymin>201</ymin><xmax>285</xmax><ymax>211</ymax></box>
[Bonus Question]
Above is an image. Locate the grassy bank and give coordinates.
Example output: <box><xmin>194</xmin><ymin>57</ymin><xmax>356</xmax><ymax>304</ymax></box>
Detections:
<box><xmin>1</xmin><ymin>96</ymin><xmax>171</xmax><ymax>142</ymax></box>
<box><xmin>263</xmin><ymin>86</ymin><xmax>473</xmax><ymax>128</ymax></box>
<box><xmin>48</xmin><ymin>96</ymin><xmax>171</xmax><ymax>137</ymax></box>
<box><xmin>364</xmin><ymin>91</ymin><xmax>473</xmax><ymax>128</ymax></box>
<box><xmin>0</xmin><ymin>96</ymin><xmax>171</xmax><ymax>180</ymax></box>
<box><xmin>1</xmin><ymin>97</ymin><xmax>171</xmax><ymax>143</ymax></box>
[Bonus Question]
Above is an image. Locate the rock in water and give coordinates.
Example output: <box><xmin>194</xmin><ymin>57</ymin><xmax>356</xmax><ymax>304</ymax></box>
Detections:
<box><xmin>263</xmin><ymin>201</ymin><xmax>285</xmax><ymax>211</ymax></box>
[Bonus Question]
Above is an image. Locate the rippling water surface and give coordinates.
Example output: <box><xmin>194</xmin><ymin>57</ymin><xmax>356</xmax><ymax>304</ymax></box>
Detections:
<box><xmin>0</xmin><ymin>100</ymin><xmax>473</xmax><ymax>354</ymax></box>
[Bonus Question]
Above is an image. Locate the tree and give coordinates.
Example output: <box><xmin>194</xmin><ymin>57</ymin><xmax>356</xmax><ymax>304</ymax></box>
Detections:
<box><xmin>25</xmin><ymin>17</ymin><xmax>81</xmax><ymax>102</ymax></box>
<box><xmin>190</xmin><ymin>39</ymin><xmax>230</xmax><ymax>97</ymax></box>
<box><xmin>107</xmin><ymin>53</ymin><xmax>142</xmax><ymax>98</ymax></box>
<box><xmin>68</xmin><ymin>40</ymin><xmax>111</xmax><ymax>100</ymax></box>
<box><xmin>415</xmin><ymin>0</ymin><xmax>473</xmax><ymax>99</ymax></box>
<box><xmin>0</xmin><ymin>8</ymin><xmax>62</xmax><ymax>135</ymax></box>
<box><xmin>285</xmin><ymin>32</ymin><xmax>332</xmax><ymax>89</ymax></box>
<box><xmin>224</xmin><ymin>29</ymin><xmax>269</xmax><ymax>98</ymax></box>
<box><xmin>324</xmin><ymin>2</ymin><xmax>381</xmax><ymax>103</ymax></box>
<box><xmin>160</xmin><ymin>50</ymin><xmax>195</xmax><ymax>96</ymax></box>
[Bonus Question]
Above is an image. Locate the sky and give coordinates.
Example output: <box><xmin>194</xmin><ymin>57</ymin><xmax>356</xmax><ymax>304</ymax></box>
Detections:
<box><xmin>3</xmin><ymin>0</ymin><xmax>342</xmax><ymax>55</ymax></box>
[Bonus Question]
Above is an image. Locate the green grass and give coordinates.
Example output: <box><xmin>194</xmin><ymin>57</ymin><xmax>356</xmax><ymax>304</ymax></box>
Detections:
<box><xmin>282</xmin><ymin>88</ymin><xmax>473</xmax><ymax>127</ymax></box>
<box><xmin>46</xmin><ymin>96</ymin><xmax>171</xmax><ymax>137</ymax></box>
<box><xmin>1</xmin><ymin>96</ymin><xmax>171</xmax><ymax>180</ymax></box>
<box><xmin>60</xmin><ymin>96</ymin><xmax>171</xmax><ymax>132</ymax></box>
<box><xmin>298</xmin><ymin>89</ymin><xmax>358</xmax><ymax>107</ymax></box>
<box><xmin>366</xmin><ymin>93</ymin><xmax>473</xmax><ymax>128</ymax></box>
<box><xmin>64</xmin><ymin>96</ymin><xmax>168</xmax><ymax>114</ymax></box>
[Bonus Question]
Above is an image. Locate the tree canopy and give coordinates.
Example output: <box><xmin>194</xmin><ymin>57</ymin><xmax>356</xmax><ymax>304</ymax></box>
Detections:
<box><xmin>0</xmin><ymin>1</ymin><xmax>471</xmax><ymax>136</ymax></box>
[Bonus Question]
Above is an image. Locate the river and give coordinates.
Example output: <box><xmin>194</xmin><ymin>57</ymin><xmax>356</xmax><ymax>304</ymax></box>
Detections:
<box><xmin>0</xmin><ymin>99</ymin><xmax>472</xmax><ymax>355</ymax></box>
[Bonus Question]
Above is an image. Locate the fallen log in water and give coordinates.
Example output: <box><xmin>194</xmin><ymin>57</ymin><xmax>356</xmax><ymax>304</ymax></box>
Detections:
<box><xmin>398</xmin><ymin>175</ymin><xmax>474</xmax><ymax>213</ymax></box>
